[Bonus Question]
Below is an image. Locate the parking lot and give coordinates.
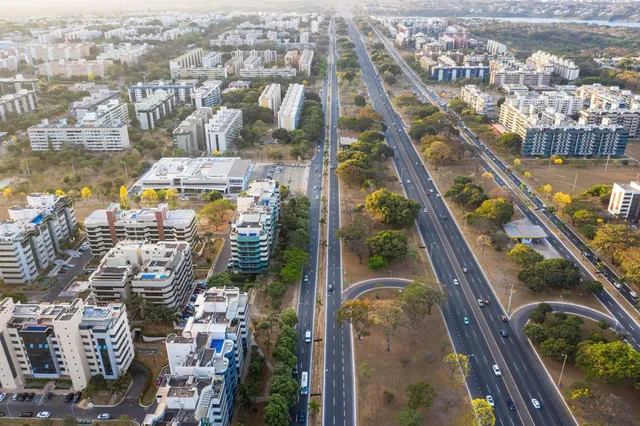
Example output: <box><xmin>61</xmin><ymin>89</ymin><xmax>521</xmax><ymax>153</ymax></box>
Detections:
<box><xmin>250</xmin><ymin>163</ymin><xmax>310</xmax><ymax>194</ymax></box>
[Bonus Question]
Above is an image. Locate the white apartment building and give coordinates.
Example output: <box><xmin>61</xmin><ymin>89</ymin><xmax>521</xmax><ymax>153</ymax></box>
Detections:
<box><xmin>138</xmin><ymin>157</ymin><xmax>253</xmax><ymax>194</ymax></box>
<box><xmin>169</xmin><ymin>48</ymin><xmax>204</xmax><ymax>78</ymax></box>
<box><xmin>38</xmin><ymin>59</ymin><xmax>113</xmax><ymax>79</ymax></box>
<box><xmin>173</xmin><ymin>108</ymin><xmax>213</xmax><ymax>154</ymax></box>
<box><xmin>258</xmin><ymin>83</ymin><xmax>282</xmax><ymax>116</ymax></box>
<box><xmin>84</xmin><ymin>203</ymin><xmax>197</xmax><ymax>256</ymax></box>
<box><xmin>504</xmin><ymin>91</ymin><xmax>584</xmax><ymax>116</ymax></box>
<box><xmin>300</xmin><ymin>31</ymin><xmax>310</xmax><ymax>43</ymax></box>
<box><xmin>575</xmin><ymin>84</ymin><xmax>640</xmax><ymax>110</ymax></box>
<box><xmin>26</xmin><ymin>42</ymin><xmax>93</xmax><ymax>61</ymax></box>
<box><xmin>128</xmin><ymin>80</ymin><xmax>198</xmax><ymax>103</ymax></box>
<box><xmin>239</xmin><ymin>67</ymin><xmax>297</xmax><ymax>78</ymax></box>
<box><xmin>298</xmin><ymin>49</ymin><xmax>314</xmax><ymax>76</ymax></box>
<box><xmin>0</xmin><ymin>56</ymin><xmax>19</xmax><ymax>72</ymax></box>
<box><xmin>460</xmin><ymin>85</ymin><xmax>494</xmax><ymax>115</ymax></box>
<box><xmin>278</xmin><ymin>83</ymin><xmax>305</xmax><ymax>130</ymax></box>
<box><xmin>608</xmin><ymin>181</ymin><xmax>640</xmax><ymax>223</ymax></box>
<box><xmin>231</xmin><ymin>180</ymin><xmax>280</xmax><ymax>274</ymax></box>
<box><xmin>72</xmin><ymin>90</ymin><xmax>122</xmax><ymax>120</ymax></box>
<box><xmin>28</xmin><ymin>116</ymin><xmax>130</xmax><ymax>152</ymax></box>
<box><xmin>486</xmin><ymin>39</ymin><xmax>507</xmax><ymax>55</ymax></box>
<box><xmin>0</xmin><ymin>90</ymin><xmax>38</xmax><ymax>121</ymax></box>
<box><xmin>231</xmin><ymin>49</ymin><xmax>278</xmax><ymax>64</ymax></box>
<box><xmin>489</xmin><ymin>61</ymin><xmax>551</xmax><ymax>86</ymax></box>
<box><xmin>527</xmin><ymin>51</ymin><xmax>580</xmax><ymax>81</ymax></box>
<box><xmin>144</xmin><ymin>286</ymin><xmax>249</xmax><ymax>426</ymax></box>
<box><xmin>135</xmin><ymin>89</ymin><xmax>177</xmax><ymax>130</ymax></box>
<box><xmin>97</xmin><ymin>43</ymin><xmax>151</xmax><ymax>66</ymax></box>
<box><xmin>0</xmin><ymin>75</ymin><xmax>40</xmax><ymax>96</ymax></box>
<box><xmin>0</xmin><ymin>194</ymin><xmax>77</xmax><ymax>284</ymax></box>
<box><xmin>90</xmin><ymin>241</ymin><xmax>194</xmax><ymax>308</ymax></box>
<box><xmin>203</xmin><ymin>52</ymin><xmax>222</xmax><ymax>68</ymax></box>
<box><xmin>243</xmin><ymin>56</ymin><xmax>262</xmax><ymax>70</ymax></box>
<box><xmin>579</xmin><ymin>107</ymin><xmax>640</xmax><ymax>138</ymax></box>
<box><xmin>0</xmin><ymin>298</ymin><xmax>134</xmax><ymax>391</ymax></box>
<box><xmin>205</xmin><ymin>107</ymin><xmax>243</xmax><ymax>154</ymax></box>
<box><xmin>311</xmin><ymin>21</ymin><xmax>319</xmax><ymax>33</ymax></box>
<box><xmin>194</xmin><ymin>80</ymin><xmax>222</xmax><ymax>109</ymax></box>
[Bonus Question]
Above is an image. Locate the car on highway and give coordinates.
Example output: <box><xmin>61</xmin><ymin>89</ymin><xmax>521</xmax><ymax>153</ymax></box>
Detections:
<box><xmin>0</xmin><ymin>392</ymin><xmax>6</xmax><ymax>402</ymax></box>
<box><xmin>426</xmin><ymin>192</ymin><xmax>430</xmax><ymax>196</ymax></box>
<box><xmin>406</xmin><ymin>180</ymin><xmax>410</xmax><ymax>184</ymax></box>
<box><xmin>328</xmin><ymin>284</ymin><xmax>334</xmax><ymax>291</ymax></box>
<box><xmin>500</xmin><ymin>329</ymin><xmax>508</xmax><ymax>338</ymax></box>
<box><xmin>492</xmin><ymin>365</ymin><xmax>502</xmax><ymax>376</ymax></box>
<box><xmin>462</xmin><ymin>267</ymin><xmax>468</xmax><ymax>273</ymax></box>
<box><xmin>305</xmin><ymin>330</ymin><xmax>312</xmax><ymax>343</ymax></box>
<box><xmin>507</xmin><ymin>399</ymin><xmax>516</xmax><ymax>411</ymax></box>
<box><xmin>303</xmin><ymin>274</ymin><xmax>309</xmax><ymax>282</ymax></box>
<box><xmin>630</xmin><ymin>291</ymin><xmax>638</xmax><ymax>299</ymax></box>
<box><xmin>292</xmin><ymin>365</ymin><xmax>298</xmax><ymax>376</ymax></box>
<box><xmin>463</xmin><ymin>317</ymin><xmax>469</xmax><ymax>325</ymax></box>
<box><xmin>531</xmin><ymin>398</ymin><xmax>541</xmax><ymax>409</ymax></box>
<box><xmin>485</xmin><ymin>395</ymin><xmax>494</xmax><ymax>407</ymax></box>
<box><xmin>614</xmin><ymin>282</ymin><xmax>622</xmax><ymax>290</ymax></box>
<box><xmin>481</xmin><ymin>296</ymin><xmax>490</xmax><ymax>305</ymax></box>
<box><xmin>427</xmin><ymin>178</ymin><xmax>432</xmax><ymax>182</ymax></box>
<box><xmin>297</xmin><ymin>411</ymin><xmax>306</xmax><ymax>423</ymax></box>
<box><xmin>97</xmin><ymin>413</ymin><xmax>112</xmax><ymax>420</ymax></box>
<box><xmin>37</xmin><ymin>412</ymin><xmax>51</xmax><ymax>419</ymax></box>
<box><xmin>477</xmin><ymin>299</ymin><xmax>485</xmax><ymax>307</ymax></box>
<box><xmin>155</xmin><ymin>377</ymin><xmax>163</xmax><ymax>387</ymax></box>
<box><xmin>19</xmin><ymin>412</ymin><xmax>33</xmax><ymax>418</ymax></box>
<box><xmin>316</xmin><ymin>195</ymin><xmax>319</xmax><ymax>200</ymax></box>
<box><xmin>436</xmin><ymin>194</ymin><xmax>441</xmax><ymax>198</ymax></box>
<box><xmin>0</xmin><ymin>412</ymin><xmax>5</xmax><ymax>417</ymax></box>
<box><xmin>423</xmin><ymin>208</ymin><xmax>428</xmax><ymax>213</ymax></box>
<box><xmin>429</xmin><ymin>189</ymin><xmax>434</xmax><ymax>193</ymax></box>
<box><xmin>442</xmin><ymin>216</ymin><xmax>447</xmax><ymax>220</ymax></box>
<box><xmin>453</xmin><ymin>279</ymin><xmax>459</xmax><ymax>286</ymax></box>
<box><xmin>499</xmin><ymin>314</ymin><xmax>508</xmax><ymax>322</ymax></box>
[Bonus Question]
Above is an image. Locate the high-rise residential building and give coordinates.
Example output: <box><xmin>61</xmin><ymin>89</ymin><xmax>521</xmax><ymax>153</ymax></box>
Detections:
<box><xmin>135</xmin><ymin>89</ymin><xmax>177</xmax><ymax>130</ymax></box>
<box><xmin>230</xmin><ymin>180</ymin><xmax>280</xmax><ymax>274</ymax></box>
<box><xmin>194</xmin><ymin>80</ymin><xmax>222</xmax><ymax>109</ymax></box>
<box><xmin>84</xmin><ymin>203</ymin><xmax>197</xmax><ymax>256</ymax></box>
<box><xmin>0</xmin><ymin>90</ymin><xmax>39</xmax><ymax>121</ymax></box>
<box><xmin>527</xmin><ymin>51</ymin><xmax>580</xmax><ymax>81</ymax></box>
<box><xmin>169</xmin><ymin>48</ymin><xmax>204</xmax><ymax>78</ymax></box>
<box><xmin>278</xmin><ymin>83</ymin><xmax>305</xmax><ymax>130</ymax></box>
<box><xmin>0</xmin><ymin>194</ymin><xmax>77</xmax><ymax>284</ymax></box>
<box><xmin>258</xmin><ymin>83</ymin><xmax>282</xmax><ymax>116</ymax></box>
<box><xmin>0</xmin><ymin>298</ymin><xmax>134</xmax><ymax>390</ymax></box>
<box><xmin>138</xmin><ymin>157</ymin><xmax>253</xmax><ymax>194</ymax></box>
<box><xmin>71</xmin><ymin>90</ymin><xmax>122</xmax><ymax>120</ymax></box>
<box><xmin>486</xmin><ymin>39</ymin><xmax>507</xmax><ymax>55</ymax></box>
<box><xmin>128</xmin><ymin>80</ymin><xmax>198</xmax><ymax>103</ymax></box>
<box><xmin>239</xmin><ymin>67</ymin><xmax>297</xmax><ymax>78</ymax></box>
<box><xmin>460</xmin><ymin>85</ymin><xmax>494</xmax><ymax>115</ymax></box>
<box><xmin>90</xmin><ymin>241</ymin><xmax>194</xmax><ymax>308</ymax></box>
<box><xmin>489</xmin><ymin>61</ymin><xmax>551</xmax><ymax>86</ymax></box>
<box><xmin>146</xmin><ymin>286</ymin><xmax>249</xmax><ymax>426</ymax></box>
<box><xmin>38</xmin><ymin>59</ymin><xmax>113</xmax><ymax>79</ymax></box>
<box><xmin>608</xmin><ymin>181</ymin><xmax>640</xmax><ymax>223</ymax></box>
<box><xmin>504</xmin><ymin>91</ymin><xmax>584</xmax><ymax>116</ymax></box>
<box><xmin>173</xmin><ymin>108</ymin><xmax>214</xmax><ymax>154</ymax></box>
<box><xmin>579</xmin><ymin>107</ymin><xmax>640</xmax><ymax>138</ymax></box>
<box><xmin>0</xmin><ymin>75</ymin><xmax>40</xmax><ymax>96</ymax></box>
<box><xmin>26</xmin><ymin>42</ymin><xmax>94</xmax><ymax>61</ymax></box>
<box><xmin>575</xmin><ymin>84</ymin><xmax>640</xmax><ymax>110</ymax></box>
<box><xmin>311</xmin><ymin>20</ymin><xmax>319</xmax><ymax>33</ymax></box>
<box><xmin>298</xmin><ymin>49</ymin><xmax>314</xmax><ymax>76</ymax></box>
<box><xmin>243</xmin><ymin>55</ymin><xmax>262</xmax><ymax>70</ymax></box>
<box><xmin>203</xmin><ymin>52</ymin><xmax>222</xmax><ymax>68</ymax></box>
<box><xmin>97</xmin><ymin>43</ymin><xmax>151</xmax><ymax>65</ymax></box>
<box><xmin>28</xmin><ymin>116</ymin><xmax>130</xmax><ymax>152</ymax></box>
<box><xmin>205</xmin><ymin>107</ymin><xmax>243</xmax><ymax>154</ymax></box>
<box><xmin>300</xmin><ymin>31</ymin><xmax>310</xmax><ymax>43</ymax></box>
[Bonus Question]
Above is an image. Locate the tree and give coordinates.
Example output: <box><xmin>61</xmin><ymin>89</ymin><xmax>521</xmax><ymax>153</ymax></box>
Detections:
<box><xmin>354</xmin><ymin>94</ymin><xmax>366</xmax><ymax>107</ymax></box>
<box><xmin>365</xmin><ymin>188</ymin><xmax>420</xmax><ymax>228</ymax></box>
<box><xmin>424</xmin><ymin>141</ymin><xmax>456</xmax><ymax>164</ymax></box>
<box><xmin>581</xmin><ymin>280</ymin><xmax>603</xmax><ymax>295</ymax></box>
<box><xmin>553</xmin><ymin>192</ymin><xmax>572</xmax><ymax>212</ymax></box>
<box><xmin>367</xmin><ymin>255</ymin><xmax>388</xmax><ymax>270</ymax></box>
<box><xmin>337</xmin><ymin>299</ymin><xmax>372</xmax><ymax>339</ymax></box>
<box><xmin>81</xmin><ymin>186</ymin><xmax>92</xmax><ymax>200</ymax></box>
<box><xmin>529</xmin><ymin>302</ymin><xmax>553</xmax><ymax>323</ymax></box>
<box><xmin>336</xmin><ymin>214</ymin><xmax>373</xmax><ymax>263</ymax></box>
<box><xmin>518</xmin><ymin>259</ymin><xmax>580</xmax><ymax>292</ymax></box>
<box><xmin>279</xmin><ymin>248</ymin><xmax>309</xmax><ymax>282</ymax></box>
<box><xmin>141</xmin><ymin>188</ymin><xmax>158</xmax><ymax>203</ymax></box>
<box><xmin>470</xmin><ymin>198</ymin><xmax>514</xmax><ymax>225</ymax></box>
<box><xmin>2</xmin><ymin>291</ymin><xmax>27</xmax><ymax>304</ymax></box>
<box><xmin>335</xmin><ymin>161</ymin><xmax>369</xmax><ymax>187</ymax></box>
<box><xmin>540</xmin><ymin>338</ymin><xmax>573</xmax><ymax>361</ymax></box>
<box><xmin>119</xmin><ymin>185</ymin><xmax>128</xmax><ymax>200</ymax></box>
<box><xmin>443</xmin><ymin>352</ymin><xmax>470</xmax><ymax>382</ymax></box>
<box><xmin>395</xmin><ymin>407</ymin><xmax>423</xmax><ymax>426</ymax></box>
<box><xmin>208</xmin><ymin>272</ymin><xmax>233</xmax><ymax>288</ymax></box>
<box><xmin>523</xmin><ymin>323</ymin><xmax>548</xmax><ymax>344</ymax></box>
<box><xmin>268</xmin><ymin>374</ymin><xmax>299</xmax><ymax>406</ymax></box>
<box><xmin>2</xmin><ymin>187</ymin><xmax>11</xmax><ymax>200</ymax></box>
<box><xmin>398</xmin><ymin>281</ymin><xmax>446</xmax><ymax>322</ymax></box>
<box><xmin>570</xmin><ymin>385</ymin><xmax>633</xmax><ymax>426</ymax></box>
<box><xmin>497</xmin><ymin>132</ymin><xmax>520</xmax><ymax>152</ymax></box>
<box><xmin>55</xmin><ymin>189</ymin><xmax>66</xmax><ymax>196</ymax></box>
<box><xmin>273</xmin><ymin>345</ymin><xmax>297</xmax><ymax>368</ymax></box>
<box><xmin>165</xmin><ymin>188</ymin><xmax>179</xmax><ymax>207</ymax></box>
<box><xmin>572</xmin><ymin>210</ymin><xmax>598</xmax><ymax>227</ymax></box>
<box><xmin>507</xmin><ymin>244</ymin><xmax>544</xmax><ymax>267</ymax></box>
<box><xmin>372</xmin><ymin>299</ymin><xmax>407</xmax><ymax>351</ymax></box>
<box><xmin>199</xmin><ymin>199</ymin><xmax>234</xmax><ymax>230</ymax></box>
<box><xmin>405</xmin><ymin>380</ymin><xmax>437</xmax><ymax>409</ymax></box>
<box><xmin>366</xmin><ymin>230</ymin><xmax>408</xmax><ymax>261</ymax></box>
<box><xmin>539</xmin><ymin>184</ymin><xmax>553</xmax><ymax>200</ymax></box>
<box><xmin>591</xmin><ymin>224</ymin><xmax>639</xmax><ymax>257</ymax></box>
<box><xmin>471</xmin><ymin>398</ymin><xmax>496</xmax><ymax>426</ymax></box>
<box><xmin>264</xmin><ymin>394</ymin><xmax>291</xmax><ymax>426</ymax></box>
<box><xmin>309</xmin><ymin>399</ymin><xmax>321</xmax><ymax>417</ymax></box>
<box><xmin>448</xmin><ymin>97</ymin><xmax>468</xmax><ymax>114</ymax></box>
<box><xmin>272</xmin><ymin>128</ymin><xmax>290</xmax><ymax>142</ymax></box>
<box><xmin>615</xmin><ymin>248</ymin><xmax>640</xmax><ymax>284</ymax></box>
<box><xmin>576</xmin><ymin>340</ymin><xmax>640</xmax><ymax>385</ymax></box>
<box><xmin>266</xmin><ymin>281</ymin><xmax>286</xmax><ymax>306</ymax></box>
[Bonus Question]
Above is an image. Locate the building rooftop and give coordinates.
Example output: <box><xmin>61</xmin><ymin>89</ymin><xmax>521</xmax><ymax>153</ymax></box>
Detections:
<box><xmin>139</xmin><ymin>157</ymin><xmax>252</xmax><ymax>182</ymax></box>
<box><xmin>504</xmin><ymin>218</ymin><xmax>547</xmax><ymax>239</ymax></box>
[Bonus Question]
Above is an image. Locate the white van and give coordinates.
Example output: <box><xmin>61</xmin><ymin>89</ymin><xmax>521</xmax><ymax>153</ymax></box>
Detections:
<box><xmin>305</xmin><ymin>330</ymin><xmax>312</xmax><ymax>343</ymax></box>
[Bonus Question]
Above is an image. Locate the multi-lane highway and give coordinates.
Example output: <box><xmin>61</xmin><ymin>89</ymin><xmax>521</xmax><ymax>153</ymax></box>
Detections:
<box><xmin>322</xmin><ymin>19</ymin><xmax>356</xmax><ymax>426</ymax></box>
<box><xmin>369</xmin><ymin>24</ymin><xmax>640</xmax><ymax>351</ymax></box>
<box><xmin>346</xmin><ymin>16</ymin><xmax>576</xmax><ymax>426</ymax></box>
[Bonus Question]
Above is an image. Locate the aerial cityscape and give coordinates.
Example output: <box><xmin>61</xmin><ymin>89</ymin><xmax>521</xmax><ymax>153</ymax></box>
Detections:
<box><xmin>1</xmin><ymin>1</ymin><xmax>640</xmax><ymax>426</ymax></box>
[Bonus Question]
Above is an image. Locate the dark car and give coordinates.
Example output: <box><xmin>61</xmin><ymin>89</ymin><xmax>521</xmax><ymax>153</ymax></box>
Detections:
<box><xmin>482</xmin><ymin>296</ymin><xmax>490</xmax><ymax>305</ymax></box>
<box><xmin>499</xmin><ymin>314</ymin><xmax>508</xmax><ymax>322</ymax></box>
<box><xmin>507</xmin><ymin>399</ymin><xmax>516</xmax><ymax>411</ymax></box>
<box><xmin>0</xmin><ymin>412</ymin><xmax>5</xmax><ymax>417</ymax></box>
<box><xmin>24</xmin><ymin>393</ymin><xmax>33</xmax><ymax>402</ymax></box>
<box><xmin>64</xmin><ymin>393</ymin><xmax>74</xmax><ymax>403</ymax></box>
<box><xmin>43</xmin><ymin>392</ymin><xmax>53</xmax><ymax>402</ymax></box>
<box><xmin>500</xmin><ymin>329</ymin><xmax>508</xmax><ymax>338</ymax></box>
<box><xmin>19</xmin><ymin>412</ymin><xmax>34</xmax><ymax>417</ymax></box>
<box><xmin>297</xmin><ymin>411</ymin><xmax>306</xmax><ymax>424</ymax></box>
<box><xmin>73</xmin><ymin>391</ymin><xmax>82</xmax><ymax>403</ymax></box>
<box><xmin>17</xmin><ymin>393</ymin><xmax>26</xmax><ymax>402</ymax></box>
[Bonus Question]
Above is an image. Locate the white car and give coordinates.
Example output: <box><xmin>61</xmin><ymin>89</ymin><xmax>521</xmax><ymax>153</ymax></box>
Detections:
<box><xmin>429</xmin><ymin>189</ymin><xmax>434</xmax><ymax>193</ymax></box>
<box><xmin>37</xmin><ymin>412</ymin><xmax>51</xmax><ymax>419</ymax></box>
<box><xmin>631</xmin><ymin>291</ymin><xmax>639</xmax><ymax>299</ymax></box>
<box><xmin>427</xmin><ymin>178</ymin><xmax>432</xmax><ymax>182</ymax></box>
<box><xmin>486</xmin><ymin>395</ymin><xmax>494</xmax><ymax>407</ymax></box>
<box><xmin>453</xmin><ymin>279</ymin><xmax>459</xmax><ymax>286</ymax></box>
<box><xmin>305</xmin><ymin>330</ymin><xmax>312</xmax><ymax>343</ymax></box>
<box><xmin>0</xmin><ymin>392</ymin><xmax>6</xmax><ymax>402</ymax></box>
<box><xmin>531</xmin><ymin>398</ymin><xmax>541</xmax><ymax>409</ymax></box>
<box><xmin>97</xmin><ymin>413</ymin><xmax>112</xmax><ymax>420</ymax></box>
<box><xmin>614</xmin><ymin>282</ymin><xmax>622</xmax><ymax>290</ymax></box>
<box><xmin>436</xmin><ymin>194</ymin><xmax>441</xmax><ymax>198</ymax></box>
<box><xmin>423</xmin><ymin>208</ymin><xmax>428</xmax><ymax>213</ymax></box>
<box><xmin>492</xmin><ymin>365</ymin><xmax>502</xmax><ymax>376</ymax></box>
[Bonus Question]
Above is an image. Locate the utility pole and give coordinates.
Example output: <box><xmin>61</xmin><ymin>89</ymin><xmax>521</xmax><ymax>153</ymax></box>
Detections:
<box><xmin>572</xmin><ymin>172</ymin><xmax>578</xmax><ymax>194</ymax></box>
<box><xmin>507</xmin><ymin>284</ymin><xmax>514</xmax><ymax>314</ymax></box>
<box><xmin>605</xmin><ymin>154</ymin><xmax>611</xmax><ymax>171</ymax></box>
<box><xmin>557</xmin><ymin>353</ymin><xmax>568</xmax><ymax>387</ymax></box>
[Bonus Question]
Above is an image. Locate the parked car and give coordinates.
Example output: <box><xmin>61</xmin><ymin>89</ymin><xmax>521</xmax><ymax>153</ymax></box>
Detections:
<box><xmin>11</xmin><ymin>393</ymin><xmax>18</xmax><ymax>401</ymax></box>
<box><xmin>19</xmin><ymin>412</ymin><xmax>34</xmax><ymax>418</ymax></box>
<box><xmin>156</xmin><ymin>377</ymin><xmax>163</xmax><ymax>387</ymax></box>
<box><xmin>0</xmin><ymin>392</ymin><xmax>6</xmax><ymax>402</ymax></box>
<box><xmin>64</xmin><ymin>393</ymin><xmax>74</xmax><ymax>403</ymax></box>
<box><xmin>97</xmin><ymin>413</ymin><xmax>112</xmax><ymax>420</ymax></box>
<box><xmin>43</xmin><ymin>392</ymin><xmax>53</xmax><ymax>402</ymax></box>
<box><xmin>37</xmin><ymin>412</ymin><xmax>51</xmax><ymax>419</ymax></box>
<box><xmin>25</xmin><ymin>393</ymin><xmax>34</xmax><ymax>402</ymax></box>
<box><xmin>73</xmin><ymin>391</ymin><xmax>82</xmax><ymax>403</ymax></box>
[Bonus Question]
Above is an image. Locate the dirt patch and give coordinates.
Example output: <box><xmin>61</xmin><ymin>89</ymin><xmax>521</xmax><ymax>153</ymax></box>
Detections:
<box><xmin>134</xmin><ymin>340</ymin><xmax>169</xmax><ymax>405</ymax></box>
<box><xmin>355</xmin><ymin>289</ymin><xmax>473</xmax><ymax>425</ymax></box>
<box><xmin>239</xmin><ymin>144</ymin><xmax>295</xmax><ymax>162</ymax></box>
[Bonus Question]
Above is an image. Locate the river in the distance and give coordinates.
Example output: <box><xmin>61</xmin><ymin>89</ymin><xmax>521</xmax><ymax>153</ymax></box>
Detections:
<box><xmin>458</xmin><ymin>16</ymin><xmax>640</xmax><ymax>28</ymax></box>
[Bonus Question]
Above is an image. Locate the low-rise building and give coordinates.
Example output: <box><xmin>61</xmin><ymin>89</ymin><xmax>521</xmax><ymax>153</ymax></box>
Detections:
<box><xmin>0</xmin><ymin>74</ymin><xmax>40</xmax><ymax>95</ymax></box>
<box><xmin>486</xmin><ymin>39</ymin><xmax>507</xmax><ymax>55</ymax></box>
<box><xmin>278</xmin><ymin>83</ymin><xmax>305</xmax><ymax>130</ymax></box>
<box><xmin>504</xmin><ymin>91</ymin><xmax>584</xmax><ymax>116</ymax></box>
<box><xmin>0</xmin><ymin>298</ymin><xmax>134</xmax><ymax>390</ymax></box>
<box><xmin>205</xmin><ymin>107</ymin><xmax>243</xmax><ymax>154</ymax></box>
<box><xmin>239</xmin><ymin>67</ymin><xmax>297</xmax><ymax>78</ymax></box>
<box><xmin>169</xmin><ymin>48</ymin><xmax>204</xmax><ymax>78</ymax></box>
<box><xmin>299</xmin><ymin>49</ymin><xmax>314</xmax><ymax>76</ymax></box>
<box><xmin>135</xmin><ymin>89</ymin><xmax>177</xmax><ymax>130</ymax></box>
<box><xmin>84</xmin><ymin>203</ymin><xmax>197</xmax><ymax>255</ymax></box>
<box><xmin>173</xmin><ymin>108</ymin><xmax>213</xmax><ymax>154</ymax></box>
<box><xmin>490</xmin><ymin>61</ymin><xmax>551</xmax><ymax>86</ymax></box>
<box><xmin>194</xmin><ymin>80</ymin><xmax>222</xmax><ymax>109</ymax></box>
<box><xmin>575</xmin><ymin>84</ymin><xmax>640</xmax><ymax>110</ymax></box>
<box><xmin>460</xmin><ymin>85</ymin><xmax>494</xmax><ymax>115</ymax></box>
<box><xmin>38</xmin><ymin>59</ymin><xmax>113</xmax><ymax>79</ymax></box>
<box><xmin>0</xmin><ymin>90</ymin><xmax>38</xmax><ymax>121</ymax></box>
<box><xmin>28</xmin><ymin>116</ymin><xmax>130</xmax><ymax>152</ymax></box>
<box><xmin>258</xmin><ymin>83</ymin><xmax>282</xmax><ymax>116</ymax></box>
<box><xmin>608</xmin><ymin>181</ymin><xmax>640</xmax><ymax>223</ymax></box>
<box><xmin>90</xmin><ymin>241</ymin><xmax>194</xmax><ymax>308</ymax></box>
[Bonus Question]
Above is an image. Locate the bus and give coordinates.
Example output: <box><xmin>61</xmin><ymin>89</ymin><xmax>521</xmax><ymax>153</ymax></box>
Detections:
<box><xmin>300</xmin><ymin>371</ymin><xmax>309</xmax><ymax>395</ymax></box>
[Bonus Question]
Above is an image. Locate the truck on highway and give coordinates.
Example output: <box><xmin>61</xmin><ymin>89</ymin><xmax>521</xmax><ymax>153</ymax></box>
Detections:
<box><xmin>300</xmin><ymin>371</ymin><xmax>309</xmax><ymax>395</ymax></box>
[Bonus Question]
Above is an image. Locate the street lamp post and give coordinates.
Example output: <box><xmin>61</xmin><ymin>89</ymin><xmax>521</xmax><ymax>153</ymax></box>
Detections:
<box><xmin>557</xmin><ymin>353</ymin><xmax>568</xmax><ymax>388</ymax></box>
<box><xmin>507</xmin><ymin>284</ymin><xmax>515</xmax><ymax>314</ymax></box>
<box><xmin>560</xmin><ymin>295</ymin><xmax>564</xmax><ymax>312</ymax></box>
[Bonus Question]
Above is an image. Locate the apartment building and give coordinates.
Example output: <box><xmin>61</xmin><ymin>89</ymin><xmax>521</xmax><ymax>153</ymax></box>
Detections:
<box><xmin>278</xmin><ymin>83</ymin><xmax>305</xmax><ymax>130</ymax></box>
<box><xmin>128</xmin><ymin>80</ymin><xmax>198</xmax><ymax>103</ymax></box>
<box><xmin>258</xmin><ymin>83</ymin><xmax>282</xmax><ymax>116</ymax></box>
<box><xmin>203</xmin><ymin>52</ymin><xmax>222</xmax><ymax>68</ymax></box>
<box><xmin>486</xmin><ymin>39</ymin><xmax>507</xmax><ymax>55</ymax></box>
<box><xmin>97</xmin><ymin>43</ymin><xmax>152</xmax><ymax>66</ymax></box>
<box><xmin>575</xmin><ymin>84</ymin><xmax>640</xmax><ymax>110</ymax></box>
<box><xmin>243</xmin><ymin>56</ymin><xmax>262</xmax><ymax>70</ymax></box>
<box><xmin>231</xmin><ymin>49</ymin><xmax>278</xmax><ymax>64</ymax></box>
<box><xmin>169</xmin><ymin>48</ymin><xmax>204</xmax><ymax>77</ymax></box>
<box><xmin>298</xmin><ymin>49</ymin><xmax>314</xmax><ymax>77</ymax></box>
<box><xmin>240</xmin><ymin>67</ymin><xmax>297</xmax><ymax>78</ymax></box>
<box><xmin>84</xmin><ymin>203</ymin><xmax>197</xmax><ymax>255</ymax></box>
<box><xmin>28</xmin><ymin>115</ymin><xmax>130</xmax><ymax>152</ymax></box>
<box><xmin>504</xmin><ymin>91</ymin><xmax>584</xmax><ymax>116</ymax></box>
<box><xmin>26</xmin><ymin>42</ymin><xmax>93</xmax><ymax>61</ymax></box>
<box><xmin>608</xmin><ymin>181</ymin><xmax>640</xmax><ymax>223</ymax></box>
<box><xmin>38</xmin><ymin>59</ymin><xmax>113</xmax><ymax>79</ymax></box>
<box><xmin>0</xmin><ymin>194</ymin><xmax>77</xmax><ymax>284</ymax></box>
<box><xmin>0</xmin><ymin>90</ymin><xmax>39</xmax><ymax>121</ymax></box>
<box><xmin>460</xmin><ymin>85</ymin><xmax>494</xmax><ymax>115</ymax></box>
<box><xmin>489</xmin><ymin>61</ymin><xmax>551</xmax><ymax>86</ymax></box>
<box><xmin>527</xmin><ymin>51</ymin><xmax>580</xmax><ymax>81</ymax></box>
<box><xmin>72</xmin><ymin>90</ymin><xmax>121</xmax><ymax>120</ymax></box>
<box><xmin>173</xmin><ymin>108</ymin><xmax>213</xmax><ymax>154</ymax></box>
<box><xmin>0</xmin><ymin>75</ymin><xmax>40</xmax><ymax>96</ymax></box>
<box><xmin>311</xmin><ymin>20</ymin><xmax>319</xmax><ymax>33</ymax></box>
<box><xmin>174</xmin><ymin>67</ymin><xmax>229</xmax><ymax>80</ymax></box>
<box><xmin>230</xmin><ymin>180</ymin><xmax>280</xmax><ymax>274</ymax></box>
<box><xmin>194</xmin><ymin>80</ymin><xmax>222</xmax><ymax>109</ymax></box>
<box><xmin>135</xmin><ymin>89</ymin><xmax>177</xmax><ymax>131</ymax></box>
<box><xmin>145</xmin><ymin>286</ymin><xmax>249</xmax><ymax>426</ymax></box>
<box><xmin>0</xmin><ymin>298</ymin><xmax>134</xmax><ymax>391</ymax></box>
<box><xmin>579</xmin><ymin>107</ymin><xmax>640</xmax><ymax>138</ymax></box>
<box><xmin>90</xmin><ymin>241</ymin><xmax>194</xmax><ymax>308</ymax></box>
<box><xmin>205</xmin><ymin>107</ymin><xmax>243</xmax><ymax>154</ymax></box>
